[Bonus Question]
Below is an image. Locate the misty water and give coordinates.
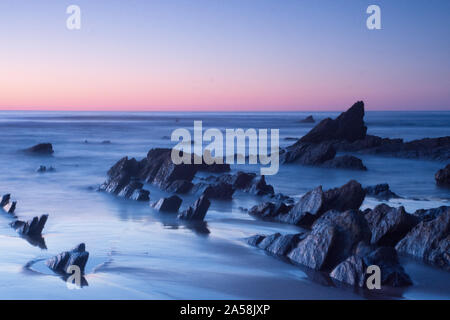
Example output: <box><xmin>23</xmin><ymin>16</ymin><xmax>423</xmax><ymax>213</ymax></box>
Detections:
<box><xmin>0</xmin><ymin>111</ymin><xmax>449</xmax><ymax>299</ymax></box>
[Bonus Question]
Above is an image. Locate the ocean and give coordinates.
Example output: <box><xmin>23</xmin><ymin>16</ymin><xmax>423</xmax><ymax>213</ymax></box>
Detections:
<box><xmin>0</xmin><ymin>111</ymin><xmax>449</xmax><ymax>299</ymax></box>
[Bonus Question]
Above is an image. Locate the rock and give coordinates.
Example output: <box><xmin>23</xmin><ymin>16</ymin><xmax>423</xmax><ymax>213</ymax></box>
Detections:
<box><xmin>330</xmin><ymin>255</ymin><xmax>366</xmax><ymax>287</ymax></box>
<box><xmin>1</xmin><ymin>194</ymin><xmax>16</xmax><ymax>214</ymax></box>
<box><xmin>153</xmin><ymin>195</ymin><xmax>182</xmax><ymax>212</ymax></box>
<box><xmin>99</xmin><ymin>157</ymin><xmax>140</xmax><ymax>194</ymax></box>
<box><xmin>277</xmin><ymin>186</ymin><xmax>325</xmax><ymax>225</ymax></box>
<box><xmin>165</xmin><ymin>180</ymin><xmax>194</xmax><ymax>194</ymax></box>
<box><xmin>101</xmin><ymin>140</ymin><xmax>111</xmax><ymax>144</ymax></box>
<box><xmin>46</xmin><ymin>243</ymin><xmax>89</xmax><ymax>275</ymax></box>
<box><xmin>322</xmin><ymin>180</ymin><xmax>366</xmax><ymax>214</ymax></box>
<box><xmin>246</xmin><ymin>234</ymin><xmax>266</xmax><ymax>247</ymax></box>
<box><xmin>10</xmin><ymin>214</ymin><xmax>48</xmax><ymax>237</ymax></box>
<box><xmin>435</xmin><ymin>164</ymin><xmax>450</xmax><ymax>186</ymax></box>
<box><xmin>202</xmin><ymin>182</ymin><xmax>235</xmax><ymax>200</ymax></box>
<box><xmin>178</xmin><ymin>195</ymin><xmax>211</xmax><ymax>221</ymax></box>
<box><xmin>266</xmin><ymin>233</ymin><xmax>307</xmax><ymax>256</ymax></box>
<box><xmin>288</xmin><ymin>224</ymin><xmax>336</xmax><ymax>270</ymax></box>
<box><xmin>25</xmin><ymin>143</ymin><xmax>54</xmax><ymax>155</ymax></box>
<box><xmin>255</xmin><ymin>180</ymin><xmax>365</xmax><ymax>227</ymax></box>
<box><xmin>396</xmin><ymin>208</ymin><xmax>449</xmax><ymax>270</ymax></box>
<box><xmin>414</xmin><ymin>206</ymin><xmax>449</xmax><ymax>222</ymax></box>
<box><xmin>364</xmin><ymin>184</ymin><xmax>400</xmax><ymax>200</ymax></box>
<box><xmin>282</xmin><ymin>142</ymin><xmax>336</xmax><ymax>165</ymax></box>
<box><xmin>130</xmin><ymin>189</ymin><xmax>150</xmax><ymax>201</ymax></box>
<box><xmin>299</xmin><ymin>115</ymin><xmax>315</xmax><ymax>123</ymax></box>
<box><xmin>248</xmin><ymin>175</ymin><xmax>274</xmax><ymax>196</ymax></box>
<box><xmin>364</xmin><ymin>204</ymin><xmax>418</xmax><ymax>246</ymax></box>
<box><xmin>257</xmin><ymin>233</ymin><xmax>282</xmax><ymax>250</ymax></box>
<box><xmin>330</xmin><ymin>247</ymin><xmax>412</xmax><ymax>287</ymax></box>
<box><xmin>307</xmin><ymin>210</ymin><xmax>371</xmax><ymax>269</ymax></box>
<box><xmin>249</xmin><ymin>201</ymin><xmax>292</xmax><ymax>219</ymax></box>
<box><xmin>322</xmin><ymin>155</ymin><xmax>367</xmax><ymax>171</ymax></box>
<box><xmin>299</xmin><ymin>101</ymin><xmax>367</xmax><ymax>144</ymax></box>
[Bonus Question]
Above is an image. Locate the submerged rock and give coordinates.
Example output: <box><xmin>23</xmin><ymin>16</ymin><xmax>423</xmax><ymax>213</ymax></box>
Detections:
<box><xmin>153</xmin><ymin>195</ymin><xmax>183</xmax><ymax>213</ymax></box>
<box><xmin>10</xmin><ymin>214</ymin><xmax>48</xmax><ymax>237</ymax></box>
<box><xmin>46</xmin><ymin>243</ymin><xmax>89</xmax><ymax>275</ymax></box>
<box><xmin>364</xmin><ymin>184</ymin><xmax>400</xmax><ymax>200</ymax></box>
<box><xmin>322</xmin><ymin>155</ymin><xmax>367</xmax><ymax>171</ymax></box>
<box><xmin>435</xmin><ymin>164</ymin><xmax>450</xmax><ymax>186</ymax></box>
<box><xmin>364</xmin><ymin>204</ymin><xmax>418</xmax><ymax>247</ymax></box>
<box><xmin>36</xmin><ymin>165</ymin><xmax>55</xmax><ymax>173</ymax></box>
<box><xmin>298</xmin><ymin>115</ymin><xmax>315</xmax><ymax>123</ymax></box>
<box><xmin>395</xmin><ymin>208</ymin><xmax>449</xmax><ymax>270</ymax></box>
<box><xmin>1</xmin><ymin>194</ymin><xmax>16</xmax><ymax>214</ymax></box>
<box><xmin>25</xmin><ymin>143</ymin><xmax>54</xmax><ymax>155</ymax></box>
<box><xmin>178</xmin><ymin>195</ymin><xmax>211</xmax><ymax>221</ymax></box>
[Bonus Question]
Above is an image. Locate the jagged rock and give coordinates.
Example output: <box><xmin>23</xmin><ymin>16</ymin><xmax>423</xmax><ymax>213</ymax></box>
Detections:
<box><xmin>257</xmin><ymin>233</ymin><xmax>281</xmax><ymax>250</ymax></box>
<box><xmin>288</xmin><ymin>209</ymin><xmax>371</xmax><ymax>270</ymax></box>
<box><xmin>322</xmin><ymin>155</ymin><xmax>367</xmax><ymax>171</ymax></box>
<box><xmin>202</xmin><ymin>182</ymin><xmax>235</xmax><ymax>200</ymax></box>
<box><xmin>414</xmin><ymin>206</ymin><xmax>449</xmax><ymax>222</ymax></box>
<box><xmin>246</xmin><ymin>234</ymin><xmax>266</xmax><ymax>247</ymax></box>
<box><xmin>266</xmin><ymin>233</ymin><xmax>307</xmax><ymax>256</ymax></box>
<box><xmin>282</xmin><ymin>142</ymin><xmax>336</xmax><ymax>165</ymax></box>
<box><xmin>396</xmin><ymin>208</ymin><xmax>449</xmax><ymax>270</ymax></box>
<box><xmin>364</xmin><ymin>184</ymin><xmax>400</xmax><ymax>200</ymax></box>
<box><xmin>364</xmin><ymin>204</ymin><xmax>418</xmax><ymax>246</ymax></box>
<box><xmin>153</xmin><ymin>195</ymin><xmax>182</xmax><ymax>212</ymax></box>
<box><xmin>249</xmin><ymin>201</ymin><xmax>292</xmax><ymax>219</ymax></box>
<box><xmin>435</xmin><ymin>164</ymin><xmax>450</xmax><ymax>186</ymax></box>
<box><xmin>178</xmin><ymin>195</ymin><xmax>211</xmax><ymax>221</ymax></box>
<box><xmin>99</xmin><ymin>157</ymin><xmax>139</xmax><ymax>194</ymax></box>
<box><xmin>299</xmin><ymin>101</ymin><xmax>367</xmax><ymax>144</ymax></box>
<box><xmin>165</xmin><ymin>180</ymin><xmax>194</xmax><ymax>193</ymax></box>
<box><xmin>330</xmin><ymin>247</ymin><xmax>412</xmax><ymax>287</ymax></box>
<box><xmin>46</xmin><ymin>243</ymin><xmax>89</xmax><ymax>275</ymax></box>
<box><xmin>248</xmin><ymin>175</ymin><xmax>274</xmax><ymax>196</ymax></box>
<box><xmin>25</xmin><ymin>143</ymin><xmax>54</xmax><ymax>154</ymax></box>
<box><xmin>130</xmin><ymin>189</ymin><xmax>150</xmax><ymax>201</ymax></box>
<box><xmin>288</xmin><ymin>224</ymin><xmax>336</xmax><ymax>270</ymax></box>
<box><xmin>253</xmin><ymin>180</ymin><xmax>365</xmax><ymax>227</ymax></box>
<box><xmin>299</xmin><ymin>115</ymin><xmax>315</xmax><ymax>123</ymax></box>
<box><xmin>10</xmin><ymin>214</ymin><xmax>48</xmax><ymax>237</ymax></box>
<box><xmin>1</xmin><ymin>194</ymin><xmax>16</xmax><ymax>214</ymax></box>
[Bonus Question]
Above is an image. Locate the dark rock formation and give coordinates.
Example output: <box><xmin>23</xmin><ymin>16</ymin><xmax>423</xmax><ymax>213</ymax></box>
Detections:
<box><xmin>165</xmin><ymin>180</ymin><xmax>194</xmax><ymax>194</ymax></box>
<box><xmin>330</xmin><ymin>247</ymin><xmax>412</xmax><ymax>287</ymax></box>
<box><xmin>299</xmin><ymin>115</ymin><xmax>315</xmax><ymax>123</ymax></box>
<box><xmin>435</xmin><ymin>164</ymin><xmax>450</xmax><ymax>186</ymax></box>
<box><xmin>413</xmin><ymin>206</ymin><xmax>449</xmax><ymax>222</ymax></box>
<box><xmin>153</xmin><ymin>195</ymin><xmax>182</xmax><ymax>213</ymax></box>
<box><xmin>364</xmin><ymin>204</ymin><xmax>418</xmax><ymax>246</ymax></box>
<box><xmin>100</xmin><ymin>157</ymin><xmax>140</xmax><ymax>194</ymax></box>
<box><xmin>396</xmin><ymin>208</ymin><xmax>449</xmax><ymax>270</ymax></box>
<box><xmin>248</xmin><ymin>201</ymin><xmax>292</xmax><ymax>219</ymax></box>
<box><xmin>322</xmin><ymin>155</ymin><xmax>367</xmax><ymax>171</ymax></box>
<box><xmin>364</xmin><ymin>184</ymin><xmax>400</xmax><ymax>200</ymax></box>
<box><xmin>25</xmin><ymin>143</ymin><xmax>54</xmax><ymax>155</ymax></box>
<box><xmin>10</xmin><ymin>214</ymin><xmax>48</xmax><ymax>237</ymax></box>
<box><xmin>288</xmin><ymin>210</ymin><xmax>371</xmax><ymax>271</ymax></box>
<box><xmin>130</xmin><ymin>189</ymin><xmax>150</xmax><ymax>201</ymax></box>
<box><xmin>116</xmin><ymin>180</ymin><xmax>150</xmax><ymax>201</ymax></box>
<box><xmin>178</xmin><ymin>195</ymin><xmax>211</xmax><ymax>221</ymax></box>
<box><xmin>282</xmin><ymin>142</ymin><xmax>336</xmax><ymax>165</ymax></box>
<box><xmin>1</xmin><ymin>194</ymin><xmax>16</xmax><ymax>214</ymax></box>
<box><xmin>250</xmin><ymin>180</ymin><xmax>365</xmax><ymax>227</ymax></box>
<box><xmin>203</xmin><ymin>171</ymin><xmax>275</xmax><ymax>197</ymax></box>
<box><xmin>299</xmin><ymin>101</ymin><xmax>367</xmax><ymax>144</ymax></box>
<box><xmin>202</xmin><ymin>182</ymin><xmax>235</xmax><ymax>200</ymax></box>
<box><xmin>46</xmin><ymin>243</ymin><xmax>89</xmax><ymax>275</ymax></box>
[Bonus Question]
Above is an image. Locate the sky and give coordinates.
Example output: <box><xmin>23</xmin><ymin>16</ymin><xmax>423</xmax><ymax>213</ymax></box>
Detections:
<box><xmin>0</xmin><ymin>0</ymin><xmax>449</xmax><ymax>111</ymax></box>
